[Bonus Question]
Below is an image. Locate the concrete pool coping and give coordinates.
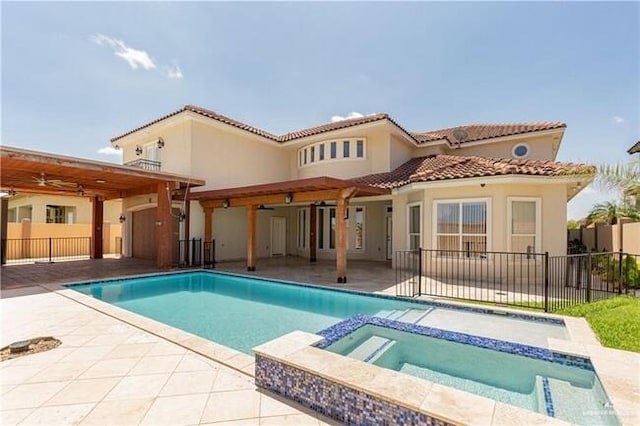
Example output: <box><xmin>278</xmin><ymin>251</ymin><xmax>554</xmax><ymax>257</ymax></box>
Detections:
<box><xmin>42</xmin><ymin>273</ymin><xmax>639</xmax><ymax>426</ymax></box>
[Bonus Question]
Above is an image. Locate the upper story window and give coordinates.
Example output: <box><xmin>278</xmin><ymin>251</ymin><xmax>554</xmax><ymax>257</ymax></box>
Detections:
<box><xmin>298</xmin><ymin>138</ymin><xmax>366</xmax><ymax>168</ymax></box>
<box><xmin>125</xmin><ymin>139</ymin><xmax>163</xmax><ymax>171</ymax></box>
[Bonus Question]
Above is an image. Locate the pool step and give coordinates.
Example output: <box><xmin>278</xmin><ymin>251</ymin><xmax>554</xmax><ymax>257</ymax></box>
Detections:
<box><xmin>347</xmin><ymin>336</ymin><xmax>396</xmax><ymax>363</ymax></box>
<box><xmin>374</xmin><ymin>308</ymin><xmax>435</xmax><ymax>324</ymax></box>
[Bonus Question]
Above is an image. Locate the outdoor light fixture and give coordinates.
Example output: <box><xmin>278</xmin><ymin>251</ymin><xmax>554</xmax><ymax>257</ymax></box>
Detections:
<box><xmin>178</xmin><ymin>211</ymin><xmax>186</xmax><ymax>222</ymax></box>
<box><xmin>135</xmin><ymin>145</ymin><xmax>143</xmax><ymax>156</ymax></box>
<box><xmin>284</xmin><ymin>193</ymin><xmax>293</xmax><ymax>204</ymax></box>
<box><xmin>157</xmin><ymin>137</ymin><xmax>165</xmax><ymax>149</ymax></box>
<box><xmin>77</xmin><ymin>185</ymin><xmax>85</xmax><ymax>196</ymax></box>
<box><xmin>222</xmin><ymin>199</ymin><xmax>230</xmax><ymax>209</ymax></box>
<box><xmin>7</xmin><ymin>187</ymin><xmax>17</xmax><ymax>197</ymax></box>
<box><xmin>119</xmin><ymin>213</ymin><xmax>126</xmax><ymax>223</ymax></box>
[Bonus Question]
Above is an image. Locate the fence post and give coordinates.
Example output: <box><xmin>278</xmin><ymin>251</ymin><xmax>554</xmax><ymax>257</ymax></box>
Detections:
<box><xmin>618</xmin><ymin>248</ymin><xmax>624</xmax><ymax>294</ymax></box>
<box><xmin>418</xmin><ymin>249</ymin><xmax>423</xmax><ymax>296</ymax></box>
<box><xmin>586</xmin><ymin>251</ymin><xmax>592</xmax><ymax>303</ymax></box>
<box><xmin>544</xmin><ymin>252</ymin><xmax>549</xmax><ymax>312</ymax></box>
<box><xmin>48</xmin><ymin>237</ymin><xmax>52</xmax><ymax>263</ymax></box>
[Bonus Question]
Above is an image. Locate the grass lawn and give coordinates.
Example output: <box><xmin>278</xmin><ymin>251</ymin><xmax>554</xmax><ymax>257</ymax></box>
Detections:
<box><xmin>554</xmin><ymin>296</ymin><xmax>640</xmax><ymax>353</ymax></box>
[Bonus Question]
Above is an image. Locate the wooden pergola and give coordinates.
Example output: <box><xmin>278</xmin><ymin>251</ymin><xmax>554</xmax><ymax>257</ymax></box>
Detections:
<box><xmin>190</xmin><ymin>176</ymin><xmax>390</xmax><ymax>282</ymax></box>
<box><xmin>0</xmin><ymin>146</ymin><xmax>204</xmax><ymax>268</ymax></box>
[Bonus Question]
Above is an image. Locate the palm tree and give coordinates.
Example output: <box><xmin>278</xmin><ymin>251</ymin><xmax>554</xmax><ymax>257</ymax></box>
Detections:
<box><xmin>595</xmin><ymin>159</ymin><xmax>640</xmax><ymax>206</ymax></box>
<box><xmin>586</xmin><ymin>201</ymin><xmax>640</xmax><ymax>225</ymax></box>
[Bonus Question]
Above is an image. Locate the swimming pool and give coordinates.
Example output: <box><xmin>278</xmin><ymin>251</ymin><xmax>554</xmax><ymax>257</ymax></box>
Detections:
<box><xmin>324</xmin><ymin>323</ymin><xmax>618</xmax><ymax>425</ymax></box>
<box><xmin>69</xmin><ymin>271</ymin><xmax>567</xmax><ymax>354</ymax></box>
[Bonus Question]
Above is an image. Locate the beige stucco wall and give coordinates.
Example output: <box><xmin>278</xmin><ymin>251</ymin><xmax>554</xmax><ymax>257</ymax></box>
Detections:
<box><xmin>390</xmin><ymin>135</ymin><xmax>415</xmax><ymax>170</ymax></box>
<box><xmin>8</xmin><ymin>195</ymin><xmax>121</xmax><ymax>224</ymax></box>
<box><xmin>392</xmin><ymin>181</ymin><xmax>568</xmax><ymax>258</ymax></box>
<box><xmin>189</xmin><ymin>121</ymin><xmax>289</xmax><ymax>191</ymax></box>
<box><xmin>6</xmin><ymin>222</ymin><xmax>122</xmax><ymax>254</ymax></box>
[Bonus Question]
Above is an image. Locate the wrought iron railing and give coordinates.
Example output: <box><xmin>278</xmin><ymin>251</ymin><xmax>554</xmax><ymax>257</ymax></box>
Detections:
<box><xmin>124</xmin><ymin>158</ymin><xmax>161</xmax><ymax>171</ymax></box>
<box><xmin>174</xmin><ymin>239</ymin><xmax>215</xmax><ymax>269</ymax></box>
<box><xmin>396</xmin><ymin>248</ymin><xmax>639</xmax><ymax>312</ymax></box>
<box><xmin>3</xmin><ymin>237</ymin><xmax>91</xmax><ymax>265</ymax></box>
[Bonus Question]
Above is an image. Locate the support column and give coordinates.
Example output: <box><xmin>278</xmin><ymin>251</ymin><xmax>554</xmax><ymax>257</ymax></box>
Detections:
<box><xmin>309</xmin><ymin>203</ymin><xmax>317</xmax><ymax>263</ymax></box>
<box><xmin>247</xmin><ymin>205</ymin><xmax>257</xmax><ymax>271</ymax></box>
<box><xmin>90</xmin><ymin>196</ymin><xmax>104</xmax><ymax>259</ymax></box>
<box><xmin>204</xmin><ymin>207</ymin><xmax>213</xmax><ymax>243</ymax></box>
<box><xmin>183</xmin><ymin>193</ymin><xmax>191</xmax><ymax>243</ymax></box>
<box><xmin>336</xmin><ymin>197</ymin><xmax>348</xmax><ymax>283</ymax></box>
<box><xmin>0</xmin><ymin>197</ymin><xmax>8</xmax><ymax>265</ymax></box>
<box><xmin>156</xmin><ymin>182</ymin><xmax>173</xmax><ymax>269</ymax></box>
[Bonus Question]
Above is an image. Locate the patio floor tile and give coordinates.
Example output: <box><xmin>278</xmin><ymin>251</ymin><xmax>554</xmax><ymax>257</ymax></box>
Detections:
<box><xmin>78</xmin><ymin>357</ymin><xmax>141</xmax><ymax>379</ymax></box>
<box><xmin>128</xmin><ymin>354</ymin><xmax>183</xmax><ymax>375</ymax></box>
<box><xmin>160</xmin><ymin>370</ymin><xmax>218</xmax><ymax>396</ymax></box>
<box><xmin>1</xmin><ymin>380</ymin><xmax>70</xmax><ymax>410</ymax></box>
<box><xmin>102</xmin><ymin>373</ymin><xmax>170</xmax><ymax>401</ymax></box>
<box><xmin>79</xmin><ymin>398</ymin><xmax>155</xmax><ymax>425</ymax></box>
<box><xmin>44</xmin><ymin>377</ymin><xmax>121</xmax><ymax>405</ymax></box>
<box><xmin>140</xmin><ymin>393</ymin><xmax>209</xmax><ymax>425</ymax></box>
<box><xmin>20</xmin><ymin>402</ymin><xmax>96</xmax><ymax>425</ymax></box>
<box><xmin>200</xmin><ymin>389</ymin><xmax>261</xmax><ymax>423</ymax></box>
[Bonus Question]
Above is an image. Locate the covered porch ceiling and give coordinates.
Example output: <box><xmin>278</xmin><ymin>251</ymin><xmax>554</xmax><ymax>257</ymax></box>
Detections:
<box><xmin>191</xmin><ymin>176</ymin><xmax>391</xmax><ymax>208</ymax></box>
<box><xmin>1</xmin><ymin>146</ymin><xmax>204</xmax><ymax>200</ymax></box>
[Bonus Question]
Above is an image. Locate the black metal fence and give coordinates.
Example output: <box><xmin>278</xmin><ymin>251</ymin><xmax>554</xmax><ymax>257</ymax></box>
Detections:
<box><xmin>174</xmin><ymin>238</ymin><xmax>215</xmax><ymax>269</ymax></box>
<box><xmin>3</xmin><ymin>237</ymin><xmax>91</xmax><ymax>265</ymax></box>
<box><xmin>396</xmin><ymin>248</ymin><xmax>640</xmax><ymax>312</ymax></box>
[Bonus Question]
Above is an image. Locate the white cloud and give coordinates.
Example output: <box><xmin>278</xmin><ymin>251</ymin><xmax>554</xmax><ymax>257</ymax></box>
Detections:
<box><xmin>97</xmin><ymin>146</ymin><xmax>122</xmax><ymax>156</ymax></box>
<box><xmin>331</xmin><ymin>112</ymin><xmax>375</xmax><ymax>123</ymax></box>
<box><xmin>91</xmin><ymin>34</ymin><xmax>156</xmax><ymax>70</ymax></box>
<box><xmin>612</xmin><ymin>116</ymin><xmax>625</xmax><ymax>124</ymax></box>
<box><xmin>165</xmin><ymin>64</ymin><xmax>183</xmax><ymax>79</ymax></box>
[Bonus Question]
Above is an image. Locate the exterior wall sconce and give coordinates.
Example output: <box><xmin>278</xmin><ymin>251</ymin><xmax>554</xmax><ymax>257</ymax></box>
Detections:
<box><xmin>7</xmin><ymin>187</ymin><xmax>17</xmax><ymax>197</ymax></box>
<box><xmin>157</xmin><ymin>137</ymin><xmax>165</xmax><ymax>149</ymax></box>
<box><xmin>284</xmin><ymin>193</ymin><xmax>293</xmax><ymax>204</ymax></box>
<box><xmin>77</xmin><ymin>185</ymin><xmax>85</xmax><ymax>196</ymax></box>
<box><xmin>119</xmin><ymin>213</ymin><xmax>126</xmax><ymax>223</ymax></box>
<box><xmin>178</xmin><ymin>211</ymin><xmax>186</xmax><ymax>222</ymax></box>
<box><xmin>222</xmin><ymin>199</ymin><xmax>230</xmax><ymax>209</ymax></box>
<box><xmin>135</xmin><ymin>145</ymin><xmax>143</xmax><ymax>156</ymax></box>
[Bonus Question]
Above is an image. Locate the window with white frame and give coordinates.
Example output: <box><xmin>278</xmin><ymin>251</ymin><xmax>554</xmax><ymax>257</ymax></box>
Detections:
<box><xmin>301</xmin><ymin>206</ymin><xmax>365</xmax><ymax>251</ymax></box>
<box><xmin>354</xmin><ymin>207</ymin><xmax>364</xmax><ymax>250</ymax></box>
<box><xmin>297</xmin><ymin>138</ymin><xmax>366</xmax><ymax>167</ymax></box>
<box><xmin>407</xmin><ymin>202</ymin><xmax>422</xmax><ymax>250</ymax></box>
<box><xmin>509</xmin><ymin>197</ymin><xmax>541</xmax><ymax>254</ymax></box>
<box><xmin>434</xmin><ymin>199</ymin><xmax>488</xmax><ymax>256</ymax></box>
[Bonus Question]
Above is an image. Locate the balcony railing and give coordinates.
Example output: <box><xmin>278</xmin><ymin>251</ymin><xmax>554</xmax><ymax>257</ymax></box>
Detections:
<box><xmin>124</xmin><ymin>158</ymin><xmax>161</xmax><ymax>171</ymax></box>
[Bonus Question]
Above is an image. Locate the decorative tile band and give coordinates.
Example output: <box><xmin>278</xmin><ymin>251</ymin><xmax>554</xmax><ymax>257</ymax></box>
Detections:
<box><xmin>317</xmin><ymin>315</ymin><xmax>594</xmax><ymax>371</ymax></box>
<box><xmin>541</xmin><ymin>377</ymin><xmax>556</xmax><ymax>418</ymax></box>
<box><xmin>255</xmin><ymin>354</ymin><xmax>452</xmax><ymax>426</ymax></box>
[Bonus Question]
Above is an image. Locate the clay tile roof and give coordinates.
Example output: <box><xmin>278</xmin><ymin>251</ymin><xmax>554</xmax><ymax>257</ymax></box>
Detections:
<box><xmin>111</xmin><ymin>106</ymin><xmax>393</xmax><ymax>143</ymax></box>
<box><xmin>410</xmin><ymin>122</ymin><xmax>566</xmax><ymax>144</ymax></box>
<box><xmin>278</xmin><ymin>113</ymin><xmax>390</xmax><ymax>142</ymax></box>
<box><xmin>353</xmin><ymin>155</ymin><xmax>596</xmax><ymax>189</ymax></box>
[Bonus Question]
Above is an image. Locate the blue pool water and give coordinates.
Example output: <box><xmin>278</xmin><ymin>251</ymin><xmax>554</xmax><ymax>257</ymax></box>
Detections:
<box><xmin>326</xmin><ymin>325</ymin><xmax>618</xmax><ymax>426</ymax></box>
<box><xmin>70</xmin><ymin>271</ymin><xmax>566</xmax><ymax>354</ymax></box>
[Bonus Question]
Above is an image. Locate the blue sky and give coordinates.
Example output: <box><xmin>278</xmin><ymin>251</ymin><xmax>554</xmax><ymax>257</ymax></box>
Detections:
<box><xmin>2</xmin><ymin>1</ymin><xmax>638</xmax><ymax>219</ymax></box>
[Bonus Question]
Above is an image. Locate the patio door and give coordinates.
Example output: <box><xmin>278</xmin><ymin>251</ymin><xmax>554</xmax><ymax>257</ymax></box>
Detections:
<box><xmin>271</xmin><ymin>217</ymin><xmax>286</xmax><ymax>256</ymax></box>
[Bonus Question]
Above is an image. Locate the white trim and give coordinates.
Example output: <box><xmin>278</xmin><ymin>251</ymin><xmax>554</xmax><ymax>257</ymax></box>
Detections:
<box><xmin>406</xmin><ymin>201</ymin><xmax>423</xmax><ymax>250</ymax></box>
<box><xmin>432</xmin><ymin>198</ymin><xmax>492</xmax><ymax>252</ymax></box>
<box><xmin>511</xmin><ymin>142</ymin><xmax>531</xmax><ymax>159</ymax></box>
<box><xmin>507</xmin><ymin>197</ymin><xmax>542</xmax><ymax>253</ymax></box>
<box><xmin>353</xmin><ymin>206</ymin><xmax>366</xmax><ymax>251</ymax></box>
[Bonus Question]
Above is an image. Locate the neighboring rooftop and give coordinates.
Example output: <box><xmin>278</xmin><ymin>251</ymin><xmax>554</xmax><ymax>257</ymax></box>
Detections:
<box><xmin>111</xmin><ymin>105</ymin><xmax>566</xmax><ymax>145</ymax></box>
<box><xmin>353</xmin><ymin>154</ymin><xmax>596</xmax><ymax>189</ymax></box>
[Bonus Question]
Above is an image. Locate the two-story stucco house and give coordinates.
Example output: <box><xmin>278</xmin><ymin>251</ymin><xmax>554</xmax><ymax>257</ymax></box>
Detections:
<box><xmin>111</xmin><ymin>105</ymin><xmax>595</xmax><ymax>281</ymax></box>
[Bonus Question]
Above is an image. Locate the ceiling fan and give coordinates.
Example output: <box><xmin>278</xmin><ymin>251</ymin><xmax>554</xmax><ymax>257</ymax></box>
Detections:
<box><xmin>257</xmin><ymin>204</ymin><xmax>275</xmax><ymax>211</ymax></box>
<box><xmin>31</xmin><ymin>172</ymin><xmax>78</xmax><ymax>188</ymax></box>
